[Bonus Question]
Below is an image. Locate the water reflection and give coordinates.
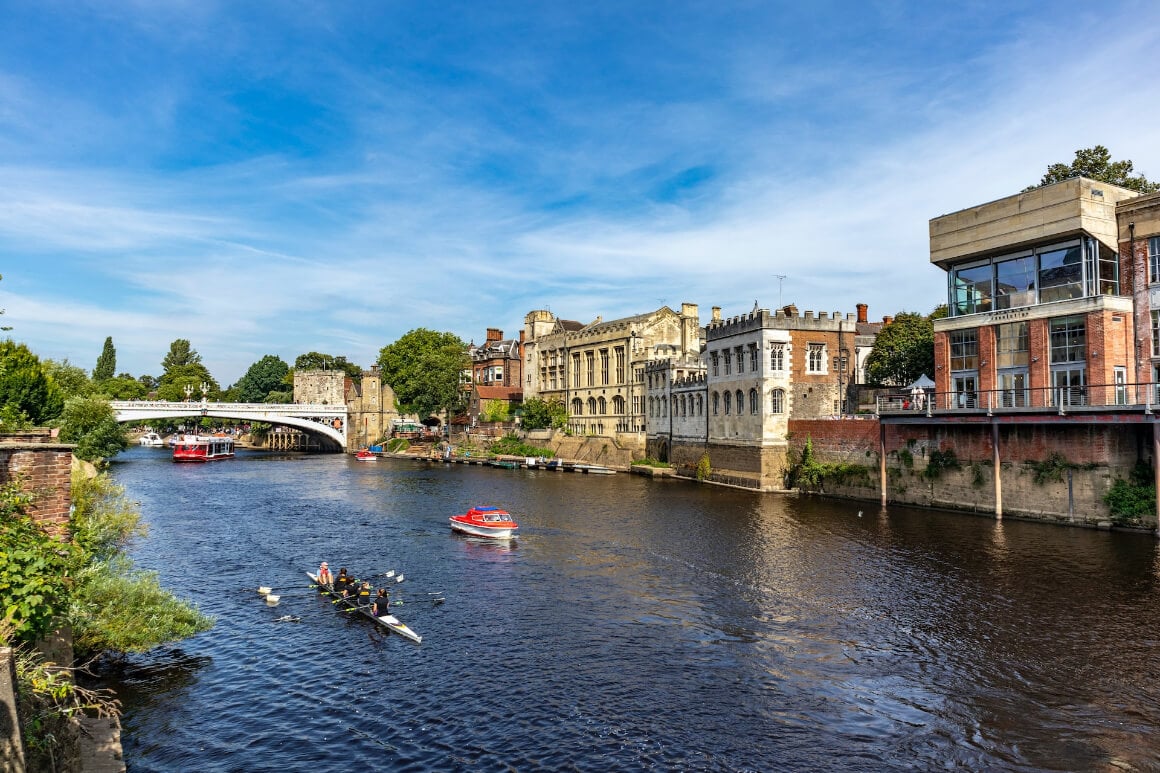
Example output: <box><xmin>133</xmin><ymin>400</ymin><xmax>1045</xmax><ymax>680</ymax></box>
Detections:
<box><xmin>107</xmin><ymin>448</ymin><xmax>1160</xmax><ymax>772</ymax></box>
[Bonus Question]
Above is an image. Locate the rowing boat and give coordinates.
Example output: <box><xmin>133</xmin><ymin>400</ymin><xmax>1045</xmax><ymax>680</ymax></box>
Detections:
<box><xmin>306</xmin><ymin>572</ymin><xmax>422</xmax><ymax>644</ymax></box>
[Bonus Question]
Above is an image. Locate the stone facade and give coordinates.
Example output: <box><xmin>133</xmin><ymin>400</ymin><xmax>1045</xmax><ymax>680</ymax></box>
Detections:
<box><xmin>293</xmin><ymin>368</ymin><xmax>401</xmax><ymax>449</ymax></box>
<box><xmin>522</xmin><ymin>304</ymin><xmax>702</xmax><ymax>436</ymax></box>
<box><xmin>293</xmin><ymin>369</ymin><xmax>348</xmax><ymax>406</ymax></box>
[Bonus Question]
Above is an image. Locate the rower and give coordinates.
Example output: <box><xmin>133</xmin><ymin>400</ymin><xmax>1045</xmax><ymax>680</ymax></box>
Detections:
<box><xmin>317</xmin><ymin>561</ymin><xmax>332</xmax><ymax>586</ymax></box>
<box><xmin>355</xmin><ymin>580</ymin><xmax>373</xmax><ymax>607</ymax></box>
<box><xmin>371</xmin><ymin>587</ymin><xmax>390</xmax><ymax>616</ymax></box>
<box><xmin>334</xmin><ymin>568</ymin><xmax>354</xmax><ymax>597</ymax></box>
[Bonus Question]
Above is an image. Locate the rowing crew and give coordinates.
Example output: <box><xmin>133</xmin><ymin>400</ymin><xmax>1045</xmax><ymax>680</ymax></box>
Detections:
<box><xmin>318</xmin><ymin>561</ymin><xmax>391</xmax><ymax>616</ymax></box>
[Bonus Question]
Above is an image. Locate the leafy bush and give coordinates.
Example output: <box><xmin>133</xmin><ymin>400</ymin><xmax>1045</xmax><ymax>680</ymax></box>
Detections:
<box><xmin>632</xmin><ymin>458</ymin><xmax>671</xmax><ymax>468</ymax></box>
<box><xmin>695</xmin><ymin>453</ymin><xmax>711</xmax><ymax>481</ymax></box>
<box><xmin>488</xmin><ymin>433</ymin><xmax>553</xmax><ymax>458</ymax></box>
<box><xmin>1103</xmin><ymin>461</ymin><xmax>1155</xmax><ymax>523</ymax></box>
<box><xmin>922</xmin><ymin>448</ymin><xmax>961</xmax><ymax>480</ymax></box>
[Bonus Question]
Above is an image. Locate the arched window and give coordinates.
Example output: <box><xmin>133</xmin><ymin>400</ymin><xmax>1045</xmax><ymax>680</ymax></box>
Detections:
<box><xmin>597</xmin><ymin>397</ymin><xmax>607</xmax><ymax>414</ymax></box>
<box><xmin>612</xmin><ymin>395</ymin><xmax>625</xmax><ymax>414</ymax></box>
<box><xmin>572</xmin><ymin>397</ymin><xmax>583</xmax><ymax>415</ymax></box>
<box><xmin>680</xmin><ymin>396</ymin><xmax>687</xmax><ymax>416</ymax></box>
<box><xmin>663</xmin><ymin>396</ymin><xmax>669</xmax><ymax>416</ymax></box>
<box><xmin>724</xmin><ymin>391</ymin><xmax>731</xmax><ymax>414</ymax></box>
<box><xmin>735</xmin><ymin>391</ymin><xmax>744</xmax><ymax>415</ymax></box>
<box><xmin>770</xmin><ymin>389</ymin><xmax>784</xmax><ymax>414</ymax></box>
<box><xmin>749</xmin><ymin>388</ymin><xmax>759</xmax><ymax>414</ymax></box>
<box><xmin>587</xmin><ymin>397</ymin><xmax>597</xmax><ymax>415</ymax></box>
<box><xmin>712</xmin><ymin>392</ymin><xmax>719</xmax><ymax>415</ymax></box>
<box><xmin>697</xmin><ymin>394</ymin><xmax>704</xmax><ymax>416</ymax></box>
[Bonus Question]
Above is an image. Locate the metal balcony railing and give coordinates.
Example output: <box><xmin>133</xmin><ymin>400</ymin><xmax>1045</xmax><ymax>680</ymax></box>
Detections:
<box><xmin>877</xmin><ymin>381</ymin><xmax>1159</xmax><ymax>415</ymax></box>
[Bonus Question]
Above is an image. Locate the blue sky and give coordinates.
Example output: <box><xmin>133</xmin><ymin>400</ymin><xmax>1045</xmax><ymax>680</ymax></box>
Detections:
<box><xmin>3</xmin><ymin>1</ymin><xmax>1159</xmax><ymax>386</ymax></box>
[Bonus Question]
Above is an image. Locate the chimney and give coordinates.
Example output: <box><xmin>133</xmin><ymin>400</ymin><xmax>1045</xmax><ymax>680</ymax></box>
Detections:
<box><xmin>856</xmin><ymin>303</ymin><xmax>867</xmax><ymax>324</ymax></box>
<box><xmin>486</xmin><ymin>328</ymin><xmax>503</xmax><ymax>342</ymax></box>
<box><xmin>711</xmin><ymin>306</ymin><xmax>721</xmax><ymax>323</ymax></box>
<box><xmin>882</xmin><ymin>315</ymin><xmax>893</xmax><ymax>326</ymax></box>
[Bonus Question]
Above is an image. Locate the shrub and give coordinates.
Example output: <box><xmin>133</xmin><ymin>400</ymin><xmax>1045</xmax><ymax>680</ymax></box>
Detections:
<box><xmin>695</xmin><ymin>453</ymin><xmax>711</xmax><ymax>481</ymax></box>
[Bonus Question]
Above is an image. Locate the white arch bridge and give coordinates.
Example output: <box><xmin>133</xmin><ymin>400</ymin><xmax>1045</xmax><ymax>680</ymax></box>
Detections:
<box><xmin>110</xmin><ymin>401</ymin><xmax>349</xmax><ymax>451</ymax></box>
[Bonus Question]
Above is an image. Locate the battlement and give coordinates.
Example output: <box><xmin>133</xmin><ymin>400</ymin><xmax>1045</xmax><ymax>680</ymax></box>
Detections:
<box><xmin>706</xmin><ymin>306</ymin><xmax>860</xmax><ymax>339</ymax></box>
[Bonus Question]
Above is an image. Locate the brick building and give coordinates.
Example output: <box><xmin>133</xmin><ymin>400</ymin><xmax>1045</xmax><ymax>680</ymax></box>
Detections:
<box><xmin>467</xmin><ymin>328</ymin><xmax>523</xmax><ymax>389</ymax></box>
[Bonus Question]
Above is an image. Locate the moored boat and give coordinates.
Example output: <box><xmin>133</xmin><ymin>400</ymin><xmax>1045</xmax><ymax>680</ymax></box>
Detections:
<box><xmin>138</xmin><ymin>432</ymin><xmax>164</xmax><ymax>447</ymax></box>
<box><xmin>355</xmin><ymin>449</ymin><xmax>377</xmax><ymax>462</ymax></box>
<box><xmin>172</xmin><ymin>435</ymin><xmax>235</xmax><ymax>462</ymax></box>
<box><xmin>449</xmin><ymin>506</ymin><xmax>519</xmax><ymax>539</ymax></box>
<box><xmin>306</xmin><ymin>571</ymin><xmax>421</xmax><ymax>643</ymax></box>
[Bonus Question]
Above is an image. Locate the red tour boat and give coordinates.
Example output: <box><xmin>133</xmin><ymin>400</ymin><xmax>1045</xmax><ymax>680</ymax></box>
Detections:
<box><xmin>172</xmin><ymin>435</ymin><xmax>236</xmax><ymax>463</ymax></box>
<box><xmin>449</xmin><ymin>506</ymin><xmax>519</xmax><ymax>539</ymax></box>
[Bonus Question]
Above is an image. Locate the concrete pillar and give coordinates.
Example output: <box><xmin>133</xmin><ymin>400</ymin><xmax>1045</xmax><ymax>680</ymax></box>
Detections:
<box><xmin>992</xmin><ymin>422</ymin><xmax>1003</xmax><ymax>520</ymax></box>
<box><xmin>879</xmin><ymin>422</ymin><xmax>887</xmax><ymax>508</ymax></box>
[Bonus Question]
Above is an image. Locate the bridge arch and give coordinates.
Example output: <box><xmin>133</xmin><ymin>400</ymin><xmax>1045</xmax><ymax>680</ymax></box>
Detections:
<box><xmin>110</xmin><ymin>401</ymin><xmax>349</xmax><ymax>451</ymax></box>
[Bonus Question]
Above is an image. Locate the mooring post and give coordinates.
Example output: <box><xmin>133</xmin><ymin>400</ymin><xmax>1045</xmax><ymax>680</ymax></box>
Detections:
<box><xmin>879</xmin><ymin>420</ymin><xmax>887</xmax><ymax>508</ymax></box>
<box><xmin>992</xmin><ymin>421</ymin><xmax>1002</xmax><ymax>520</ymax></box>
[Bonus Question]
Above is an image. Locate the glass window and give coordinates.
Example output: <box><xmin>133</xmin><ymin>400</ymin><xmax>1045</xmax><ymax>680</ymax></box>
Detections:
<box><xmin>1038</xmin><ymin>245</ymin><xmax>1083</xmax><ymax>303</ymax></box>
<box><xmin>1151</xmin><ymin>237</ymin><xmax>1160</xmax><ymax>285</ymax></box>
<box><xmin>736</xmin><ymin>390</ymin><xmax>744</xmax><ymax>413</ymax></box>
<box><xmin>712</xmin><ymin>392</ymin><xmax>719</xmax><ymax>415</ymax></box>
<box><xmin>769</xmin><ymin>344</ymin><xmax>784</xmax><ymax>371</ymax></box>
<box><xmin>1049</xmin><ymin>316</ymin><xmax>1085</xmax><ymax>363</ymax></box>
<box><xmin>711</xmin><ymin>352</ymin><xmax>719</xmax><ymax>376</ymax></box>
<box><xmin>723</xmin><ymin>350</ymin><xmax>731</xmax><ymax>375</ymax></box>
<box><xmin>770</xmin><ymin>389</ymin><xmax>784</xmax><ymax>414</ymax></box>
<box><xmin>723</xmin><ymin>391</ymin><xmax>731</xmax><ymax>414</ymax></box>
<box><xmin>1153</xmin><ymin>311</ymin><xmax>1160</xmax><ymax>358</ymax></box>
<box><xmin>949</xmin><ymin>329</ymin><xmax>978</xmax><ymax>371</ymax></box>
<box><xmin>994</xmin><ymin>255</ymin><xmax>1036</xmax><ymax>310</ymax></box>
<box><xmin>807</xmin><ymin>344</ymin><xmax>824</xmax><ymax>373</ymax></box>
<box><xmin>585</xmin><ymin>352</ymin><xmax>595</xmax><ymax>386</ymax></box>
<box><xmin>952</xmin><ymin>263</ymin><xmax>993</xmax><ymax>315</ymax></box>
<box><xmin>572</xmin><ymin>353</ymin><xmax>581</xmax><ymax>388</ymax></box>
<box><xmin>995</xmin><ymin>322</ymin><xmax>1029</xmax><ymax>368</ymax></box>
<box><xmin>749</xmin><ymin>388</ymin><xmax>758</xmax><ymax>414</ymax></box>
<box><xmin>1096</xmin><ymin>241</ymin><xmax>1118</xmax><ymax>296</ymax></box>
<box><xmin>749</xmin><ymin>344</ymin><xmax>758</xmax><ymax>372</ymax></box>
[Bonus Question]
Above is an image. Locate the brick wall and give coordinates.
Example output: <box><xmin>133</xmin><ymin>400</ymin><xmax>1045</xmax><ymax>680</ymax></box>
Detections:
<box><xmin>0</xmin><ymin>431</ymin><xmax>74</xmax><ymax>538</ymax></box>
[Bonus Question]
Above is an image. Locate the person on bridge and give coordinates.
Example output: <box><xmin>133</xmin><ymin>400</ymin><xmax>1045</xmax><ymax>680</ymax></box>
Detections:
<box><xmin>317</xmin><ymin>561</ymin><xmax>332</xmax><ymax>586</ymax></box>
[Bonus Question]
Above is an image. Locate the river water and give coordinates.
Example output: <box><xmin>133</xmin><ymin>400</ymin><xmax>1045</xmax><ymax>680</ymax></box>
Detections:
<box><xmin>105</xmin><ymin>446</ymin><xmax>1160</xmax><ymax>772</ymax></box>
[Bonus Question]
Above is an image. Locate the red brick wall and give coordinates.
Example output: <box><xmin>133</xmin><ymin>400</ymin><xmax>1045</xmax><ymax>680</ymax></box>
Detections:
<box><xmin>0</xmin><ymin>433</ymin><xmax>74</xmax><ymax>539</ymax></box>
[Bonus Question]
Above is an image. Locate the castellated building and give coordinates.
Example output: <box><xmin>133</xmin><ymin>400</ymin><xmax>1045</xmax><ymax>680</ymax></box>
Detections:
<box><xmin>522</xmin><ymin>304</ymin><xmax>703</xmax><ymax>438</ymax></box>
<box><xmin>293</xmin><ymin>367</ymin><xmax>401</xmax><ymax>449</ymax></box>
<box><xmin>647</xmin><ymin>303</ymin><xmax>881</xmax><ymax>490</ymax></box>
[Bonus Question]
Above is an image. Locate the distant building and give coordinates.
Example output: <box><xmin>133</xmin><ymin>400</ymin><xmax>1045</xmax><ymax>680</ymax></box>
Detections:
<box><xmin>467</xmin><ymin>328</ymin><xmax>523</xmax><ymax>388</ymax></box>
<box><xmin>645</xmin><ymin>302</ymin><xmax>880</xmax><ymax>489</ymax></box>
<box><xmin>294</xmin><ymin>367</ymin><xmax>400</xmax><ymax>449</ymax></box>
<box><xmin>522</xmin><ymin>304</ymin><xmax>702</xmax><ymax>437</ymax></box>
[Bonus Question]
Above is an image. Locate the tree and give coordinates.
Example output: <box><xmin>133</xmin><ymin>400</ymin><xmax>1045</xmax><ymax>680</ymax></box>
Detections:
<box><xmin>0</xmin><ymin>340</ymin><xmax>64</xmax><ymax>425</ymax></box>
<box><xmin>155</xmin><ymin>364</ymin><xmax>220</xmax><ymax>402</ymax></box>
<box><xmin>93</xmin><ymin>336</ymin><xmax>116</xmax><ymax>381</ymax></box>
<box><xmin>161</xmin><ymin>339</ymin><xmax>202</xmax><ymax>372</ymax></box>
<box><xmin>520</xmin><ymin>397</ymin><xmax>569</xmax><ymax>430</ymax></box>
<box><xmin>1025</xmin><ymin>145</ymin><xmax>1159</xmax><ymax>193</ymax></box>
<box><xmin>377</xmin><ymin>329</ymin><xmax>468</xmax><ymax>419</ymax></box>
<box><xmin>94</xmin><ymin>375</ymin><xmax>147</xmax><ymax>400</ymax></box>
<box><xmin>43</xmin><ymin>358</ymin><xmax>92</xmax><ymax>398</ymax></box>
<box><xmin>57</xmin><ymin>396</ymin><xmax>130</xmax><ymax>462</ymax></box>
<box><xmin>294</xmin><ymin>352</ymin><xmax>362</xmax><ymax>378</ymax></box>
<box><xmin>864</xmin><ymin>311</ymin><xmax>935</xmax><ymax>387</ymax></box>
<box><xmin>234</xmin><ymin>355</ymin><xmax>290</xmax><ymax>402</ymax></box>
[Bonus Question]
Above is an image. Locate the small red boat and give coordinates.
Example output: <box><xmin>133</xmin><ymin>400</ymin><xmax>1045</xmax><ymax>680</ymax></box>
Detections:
<box><xmin>355</xmin><ymin>449</ymin><xmax>377</xmax><ymax>462</ymax></box>
<box><xmin>449</xmin><ymin>506</ymin><xmax>518</xmax><ymax>539</ymax></box>
<box><xmin>172</xmin><ymin>435</ymin><xmax>235</xmax><ymax>463</ymax></box>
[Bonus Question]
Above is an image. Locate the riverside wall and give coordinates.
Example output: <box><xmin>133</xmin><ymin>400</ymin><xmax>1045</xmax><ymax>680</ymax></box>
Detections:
<box><xmin>787</xmin><ymin>418</ymin><xmax>1154</xmax><ymax>528</ymax></box>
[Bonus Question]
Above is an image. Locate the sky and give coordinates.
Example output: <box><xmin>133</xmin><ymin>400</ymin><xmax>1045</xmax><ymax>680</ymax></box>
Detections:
<box><xmin>2</xmin><ymin>1</ymin><xmax>1159</xmax><ymax>387</ymax></box>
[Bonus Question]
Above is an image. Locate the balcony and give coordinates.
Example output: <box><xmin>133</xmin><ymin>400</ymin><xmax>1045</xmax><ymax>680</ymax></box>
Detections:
<box><xmin>877</xmin><ymin>382</ymin><xmax>1160</xmax><ymax>418</ymax></box>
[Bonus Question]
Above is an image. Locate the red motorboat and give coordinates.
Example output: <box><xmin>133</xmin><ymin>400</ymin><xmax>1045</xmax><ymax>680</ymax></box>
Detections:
<box><xmin>172</xmin><ymin>435</ymin><xmax>235</xmax><ymax>463</ymax></box>
<box><xmin>355</xmin><ymin>449</ymin><xmax>378</xmax><ymax>462</ymax></box>
<box><xmin>449</xmin><ymin>506</ymin><xmax>518</xmax><ymax>539</ymax></box>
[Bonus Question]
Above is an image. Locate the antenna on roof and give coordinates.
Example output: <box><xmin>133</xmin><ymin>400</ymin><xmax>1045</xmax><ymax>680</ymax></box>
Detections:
<box><xmin>773</xmin><ymin>274</ymin><xmax>787</xmax><ymax>308</ymax></box>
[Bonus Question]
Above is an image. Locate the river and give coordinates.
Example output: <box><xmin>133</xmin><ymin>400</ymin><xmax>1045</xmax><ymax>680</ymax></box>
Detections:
<box><xmin>105</xmin><ymin>446</ymin><xmax>1160</xmax><ymax>772</ymax></box>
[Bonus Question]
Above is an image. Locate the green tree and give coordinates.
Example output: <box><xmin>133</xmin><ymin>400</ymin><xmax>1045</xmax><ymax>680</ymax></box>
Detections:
<box><xmin>1025</xmin><ymin>145</ymin><xmax>1159</xmax><ymax>193</ymax></box>
<box><xmin>294</xmin><ymin>352</ymin><xmax>362</xmax><ymax>378</ymax></box>
<box><xmin>43</xmin><ymin>358</ymin><xmax>92</xmax><ymax>398</ymax></box>
<box><xmin>377</xmin><ymin>329</ymin><xmax>468</xmax><ymax>419</ymax></box>
<box><xmin>57</xmin><ymin>396</ymin><xmax>130</xmax><ymax>462</ymax></box>
<box><xmin>0</xmin><ymin>340</ymin><xmax>65</xmax><ymax>425</ymax></box>
<box><xmin>96</xmin><ymin>375</ymin><xmax>148</xmax><ymax>400</ymax></box>
<box><xmin>235</xmin><ymin>355</ymin><xmax>290</xmax><ymax>402</ymax></box>
<box><xmin>0</xmin><ymin>482</ymin><xmax>75</xmax><ymax>640</ymax></box>
<box><xmin>161</xmin><ymin>339</ymin><xmax>202</xmax><ymax>371</ymax></box>
<box><xmin>864</xmin><ymin>311</ymin><xmax>935</xmax><ymax>386</ymax></box>
<box><xmin>520</xmin><ymin>397</ymin><xmax>569</xmax><ymax>430</ymax></box>
<box><xmin>92</xmin><ymin>336</ymin><xmax>116</xmax><ymax>381</ymax></box>
<box><xmin>156</xmin><ymin>363</ymin><xmax>220</xmax><ymax>402</ymax></box>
